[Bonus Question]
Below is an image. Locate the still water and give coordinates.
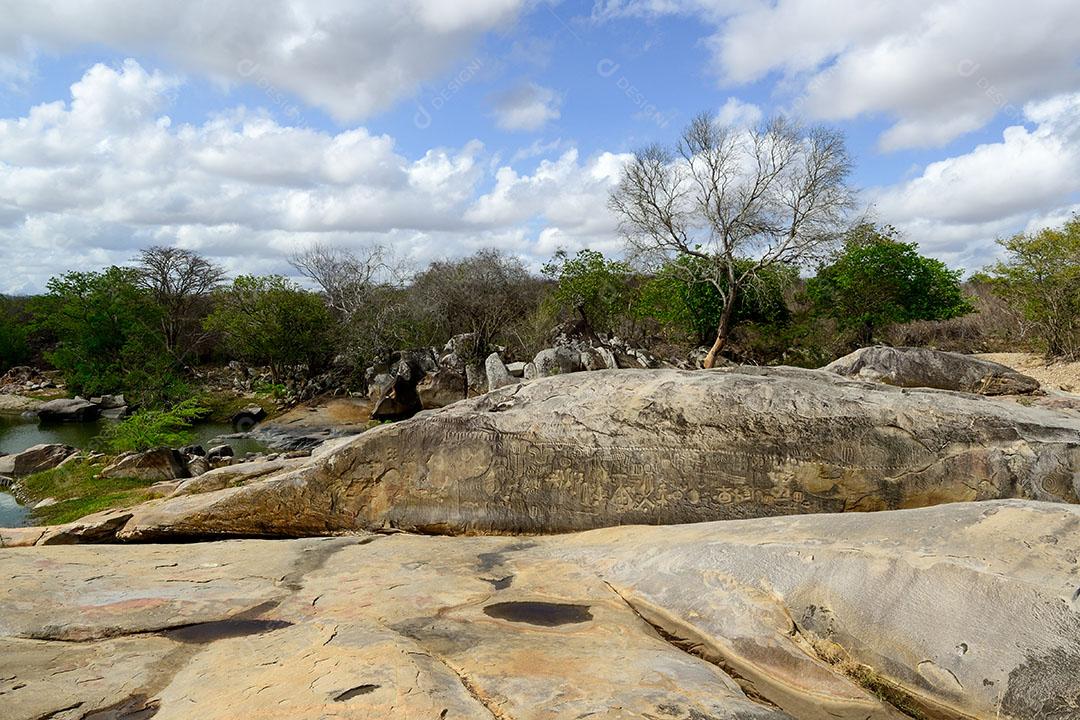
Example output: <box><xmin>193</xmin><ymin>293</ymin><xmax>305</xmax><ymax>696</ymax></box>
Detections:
<box><xmin>0</xmin><ymin>414</ymin><xmax>269</xmax><ymax>527</ymax></box>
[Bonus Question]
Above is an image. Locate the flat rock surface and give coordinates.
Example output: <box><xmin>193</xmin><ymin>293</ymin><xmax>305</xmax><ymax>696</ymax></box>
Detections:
<box><xmin>63</xmin><ymin>366</ymin><xmax>1080</xmax><ymax>541</ymax></box>
<box><xmin>2</xmin><ymin>501</ymin><xmax>1078</xmax><ymax>719</ymax></box>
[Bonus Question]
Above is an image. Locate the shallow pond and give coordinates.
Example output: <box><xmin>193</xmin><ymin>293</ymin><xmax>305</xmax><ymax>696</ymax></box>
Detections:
<box><xmin>0</xmin><ymin>413</ymin><xmax>270</xmax><ymax>527</ymax></box>
<box><xmin>0</xmin><ymin>489</ymin><xmax>29</xmax><ymax>527</ymax></box>
<box><xmin>0</xmin><ymin>414</ymin><xmax>268</xmax><ymax>456</ymax></box>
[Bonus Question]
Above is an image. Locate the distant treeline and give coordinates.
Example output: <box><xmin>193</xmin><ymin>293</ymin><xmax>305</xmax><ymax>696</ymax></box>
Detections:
<box><xmin>1</xmin><ymin>218</ymin><xmax>1077</xmax><ymax>409</ymax></box>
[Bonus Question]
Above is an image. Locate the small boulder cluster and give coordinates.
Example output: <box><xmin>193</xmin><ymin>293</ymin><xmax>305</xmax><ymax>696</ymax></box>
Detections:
<box><xmin>35</xmin><ymin>394</ymin><xmax>128</xmax><ymax>422</ymax></box>
<box><xmin>367</xmin><ymin>333</ymin><xmax>662</xmax><ymax>420</ymax></box>
<box><xmin>0</xmin><ymin>366</ymin><xmax>59</xmax><ymax>396</ymax></box>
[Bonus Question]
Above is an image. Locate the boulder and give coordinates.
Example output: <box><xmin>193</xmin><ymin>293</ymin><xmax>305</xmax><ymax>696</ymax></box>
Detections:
<box><xmin>416</xmin><ymin>367</ymin><xmax>467</xmax><ymax>409</ymax></box>
<box><xmin>533</xmin><ymin>346</ymin><xmax>582</xmax><ymax>377</ymax></box>
<box><xmin>1</xmin><ymin>501</ymin><xmax>1077</xmax><ymax>720</ymax></box>
<box><xmin>99</xmin><ymin>448</ymin><xmax>190</xmax><ymax>482</ymax></box>
<box><xmin>58</xmin><ymin>366</ymin><xmax>1080</xmax><ymax>542</ymax></box>
<box><xmin>0</xmin><ymin>444</ymin><xmax>76</xmax><ymax>477</ymax></box>
<box><xmin>506</xmin><ymin>361</ymin><xmax>527</xmax><ymax>377</ymax></box>
<box><xmin>369</xmin><ymin>352</ymin><xmax>434</xmax><ymax>421</ymax></box>
<box><xmin>89</xmin><ymin>394</ymin><xmax>126</xmax><ymax>409</ymax></box>
<box><xmin>523</xmin><ymin>361</ymin><xmax>538</xmax><ymax>380</ymax></box>
<box><xmin>186</xmin><ymin>456</ymin><xmax>210</xmax><ymax>477</ymax></box>
<box><xmin>206</xmin><ymin>444</ymin><xmax>234</xmax><ymax>460</ymax></box>
<box><xmin>825</xmin><ymin>346</ymin><xmax>1041</xmax><ymax>395</ymax></box>
<box><xmin>484</xmin><ymin>352</ymin><xmax>517</xmax><ymax>392</ymax></box>
<box><xmin>231</xmin><ymin>405</ymin><xmax>267</xmax><ymax>432</ymax></box>
<box><xmin>35</xmin><ymin>397</ymin><xmax>100</xmax><ymax>423</ymax></box>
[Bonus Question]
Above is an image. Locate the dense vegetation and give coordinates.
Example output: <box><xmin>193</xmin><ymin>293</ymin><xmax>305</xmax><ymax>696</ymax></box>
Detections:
<box><xmin>1</xmin><ymin>215</ymin><xmax>1077</xmax><ymax>411</ymax></box>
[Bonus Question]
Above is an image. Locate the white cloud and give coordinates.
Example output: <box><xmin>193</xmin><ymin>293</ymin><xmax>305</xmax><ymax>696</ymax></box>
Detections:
<box><xmin>0</xmin><ymin>60</ymin><xmax>627</xmax><ymax>293</ymax></box>
<box><xmin>715</xmin><ymin>97</ymin><xmax>761</xmax><ymax>128</ymax></box>
<box><xmin>597</xmin><ymin>0</ymin><xmax>1080</xmax><ymax>150</ymax></box>
<box><xmin>490</xmin><ymin>82</ymin><xmax>562</xmax><ymax>131</ymax></box>
<box><xmin>0</xmin><ymin>0</ymin><xmax>526</xmax><ymax>122</ymax></box>
<box><xmin>870</xmin><ymin>91</ymin><xmax>1080</xmax><ymax>268</ymax></box>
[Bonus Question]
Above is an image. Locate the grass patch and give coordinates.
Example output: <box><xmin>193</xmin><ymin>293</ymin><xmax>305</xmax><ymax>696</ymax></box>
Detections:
<box><xmin>808</xmin><ymin>635</ymin><xmax>929</xmax><ymax>719</ymax></box>
<box><xmin>194</xmin><ymin>391</ymin><xmax>278</xmax><ymax>424</ymax></box>
<box><xmin>19</xmin><ymin>460</ymin><xmax>155</xmax><ymax>525</ymax></box>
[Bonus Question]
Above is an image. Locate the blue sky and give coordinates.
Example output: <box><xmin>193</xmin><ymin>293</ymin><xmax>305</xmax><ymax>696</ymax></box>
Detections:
<box><xmin>1</xmin><ymin>0</ymin><xmax>1079</xmax><ymax>293</ymax></box>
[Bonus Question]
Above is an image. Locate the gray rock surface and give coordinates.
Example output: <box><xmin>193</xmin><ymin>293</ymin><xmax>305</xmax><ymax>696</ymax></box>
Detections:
<box><xmin>35</xmin><ymin>397</ymin><xmax>100</xmax><ymax>422</ymax></box>
<box><xmin>533</xmin><ymin>346</ymin><xmax>582</xmax><ymax>377</ymax></box>
<box><xmin>485</xmin><ymin>352</ymin><xmax>517</xmax><ymax>392</ymax></box>
<box><xmin>37</xmin><ymin>366</ymin><xmax>1080</xmax><ymax>542</ymax></box>
<box><xmin>0</xmin><ymin>501</ymin><xmax>1075</xmax><ymax>720</ymax></box>
<box><xmin>825</xmin><ymin>346</ymin><xmax>1042</xmax><ymax>395</ymax></box>
<box><xmin>99</xmin><ymin>448</ymin><xmax>190</xmax><ymax>482</ymax></box>
<box><xmin>0</xmin><ymin>444</ymin><xmax>75</xmax><ymax>477</ymax></box>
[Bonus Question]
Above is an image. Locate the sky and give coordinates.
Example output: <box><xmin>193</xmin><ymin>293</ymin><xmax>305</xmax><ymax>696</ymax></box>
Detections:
<box><xmin>1</xmin><ymin>0</ymin><xmax>1079</xmax><ymax>294</ymax></box>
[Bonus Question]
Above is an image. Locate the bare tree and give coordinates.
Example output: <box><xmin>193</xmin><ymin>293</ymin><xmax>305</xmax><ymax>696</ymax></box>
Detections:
<box><xmin>135</xmin><ymin>246</ymin><xmax>225</xmax><ymax>364</ymax></box>
<box><xmin>610</xmin><ymin>113</ymin><xmax>854</xmax><ymax>367</ymax></box>
<box><xmin>290</xmin><ymin>243</ymin><xmax>413</xmax><ymax>367</ymax></box>
<box><xmin>290</xmin><ymin>243</ymin><xmax>398</xmax><ymax>320</ymax></box>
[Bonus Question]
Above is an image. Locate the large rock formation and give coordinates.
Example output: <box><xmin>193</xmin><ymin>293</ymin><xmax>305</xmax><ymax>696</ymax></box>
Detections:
<box><xmin>33</xmin><ymin>365</ymin><xmax>1080</xmax><ymax>542</ymax></box>
<box><xmin>0</xmin><ymin>443</ymin><xmax>75</xmax><ymax>477</ymax></box>
<box><xmin>1</xmin><ymin>501</ymin><xmax>1076</xmax><ymax>720</ymax></box>
<box><xmin>825</xmin><ymin>346</ymin><xmax>1042</xmax><ymax>395</ymax></box>
<box><xmin>35</xmin><ymin>397</ymin><xmax>100</xmax><ymax>422</ymax></box>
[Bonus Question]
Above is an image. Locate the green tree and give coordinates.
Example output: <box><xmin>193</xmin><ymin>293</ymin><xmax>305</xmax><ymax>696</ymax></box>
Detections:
<box><xmin>542</xmin><ymin>249</ymin><xmax>636</xmax><ymax>337</ymax></box>
<box><xmin>637</xmin><ymin>256</ymin><xmax>795</xmax><ymax>347</ymax></box>
<box><xmin>989</xmin><ymin>217</ymin><xmax>1080</xmax><ymax>359</ymax></box>
<box><xmin>806</xmin><ymin>224</ymin><xmax>972</xmax><ymax>345</ymax></box>
<box><xmin>205</xmin><ymin>275</ymin><xmax>335</xmax><ymax>382</ymax></box>
<box><xmin>0</xmin><ymin>296</ymin><xmax>32</xmax><ymax>372</ymax></box>
<box><xmin>33</xmin><ymin>267</ymin><xmax>186</xmax><ymax>405</ymax></box>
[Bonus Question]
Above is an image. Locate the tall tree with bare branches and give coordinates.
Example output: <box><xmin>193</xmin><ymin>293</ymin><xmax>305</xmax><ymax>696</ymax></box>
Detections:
<box><xmin>610</xmin><ymin>113</ymin><xmax>854</xmax><ymax>367</ymax></box>
<box><xmin>135</xmin><ymin>246</ymin><xmax>225</xmax><ymax>364</ymax></box>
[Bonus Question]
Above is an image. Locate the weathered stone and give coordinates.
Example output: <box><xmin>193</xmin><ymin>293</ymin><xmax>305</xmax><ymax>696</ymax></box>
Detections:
<box><xmin>825</xmin><ymin>346</ymin><xmax>1042</xmax><ymax>395</ymax></box>
<box><xmin>186</xmin><ymin>456</ymin><xmax>210</xmax><ymax>476</ymax></box>
<box><xmin>100</xmin><ymin>448</ymin><xmax>190</xmax><ymax>482</ymax></box>
<box><xmin>370</xmin><ymin>353</ymin><xmax>433</xmax><ymax>420</ymax></box>
<box><xmin>416</xmin><ymin>367</ymin><xmax>468</xmax><ymax>408</ymax></box>
<box><xmin>1</xmin><ymin>502</ymin><xmax>1076</xmax><ymax>720</ymax></box>
<box><xmin>61</xmin><ymin>366</ymin><xmax>1080</xmax><ymax>542</ymax></box>
<box><xmin>485</xmin><ymin>352</ymin><xmax>517</xmax><ymax>392</ymax></box>
<box><xmin>0</xmin><ymin>444</ymin><xmax>75</xmax><ymax>477</ymax></box>
<box><xmin>89</xmin><ymin>393</ymin><xmax>126</xmax><ymax>409</ymax></box>
<box><xmin>523</xmin><ymin>361</ymin><xmax>538</xmax><ymax>380</ymax></box>
<box><xmin>230</xmin><ymin>405</ymin><xmax>267</xmax><ymax>431</ymax></box>
<box><xmin>206</xmin><ymin>444</ymin><xmax>234</xmax><ymax>460</ymax></box>
<box><xmin>146</xmin><ymin>480</ymin><xmax>183</xmax><ymax>498</ymax></box>
<box><xmin>533</xmin><ymin>346</ymin><xmax>581</xmax><ymax>377</ymax></box>
<box><xmin>35</xmin><ymin>397</ymin><xmax>100</xmax><ymax>422</ymax></box>
<box><xmin>506</xmin><ymin>361</ymin><xmax>527</xmax><ymax>377</ymax></box>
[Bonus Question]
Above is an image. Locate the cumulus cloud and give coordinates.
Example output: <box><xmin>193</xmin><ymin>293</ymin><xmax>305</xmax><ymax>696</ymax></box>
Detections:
<box><xmin>0</xmin><ymin>0</ymin><xmax>526</xmax><ymax>121</ymax></box>
<box><xmin>715</xmin><ymin>97</ymin><xmax>762</xmax><ymax>128</ymax></box>
<box><xmin>0</xmin><ymin>60</ymin><xmax>625</xmax><ymax>293</ymax></box>
<box><xmin>870</xmin><ymin>91</ymin><xmax>1080</xmax><ymax>268</ymax></box>
<box><xmin>490</xmin><ymin>82</ymin><xmax>562</xmax><ymax>131</ymax></box>
<box><xmin>596</xmin><ymin>0</ymin><xmax>1080</xmax><ymax>150</ymax></box>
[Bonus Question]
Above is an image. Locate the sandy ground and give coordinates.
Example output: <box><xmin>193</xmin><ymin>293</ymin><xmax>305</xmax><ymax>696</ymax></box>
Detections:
<box><xmin>976</xmin><ymin>352</ymin><xmax>1080</xmax><ymax>393</ymax></box>
<box><xmin>270</xmin><ymin>396</ymin><xmax>372</xmax><ymax>431</ymax></box>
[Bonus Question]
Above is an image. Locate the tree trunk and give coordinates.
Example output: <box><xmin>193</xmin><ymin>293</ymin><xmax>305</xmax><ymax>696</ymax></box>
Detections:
<box><xmin>703</xmin><ymin>292</ymin><xmax>738</xmax><ymax>369</ymax></box>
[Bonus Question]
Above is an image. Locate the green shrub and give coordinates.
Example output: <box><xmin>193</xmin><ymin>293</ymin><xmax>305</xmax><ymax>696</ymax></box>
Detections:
<box><xmin>94</xmin><ymin>398</ymin><xmax>209</xmax><ymax>453</ymax></box>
